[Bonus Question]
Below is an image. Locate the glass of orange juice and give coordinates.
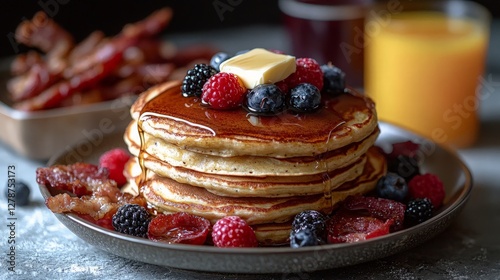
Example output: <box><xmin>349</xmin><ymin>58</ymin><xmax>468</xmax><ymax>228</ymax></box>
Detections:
<box><xmin>364</xmin><ymin>0</ymin><xmax>490</xmax><ymax>148</ymax></box>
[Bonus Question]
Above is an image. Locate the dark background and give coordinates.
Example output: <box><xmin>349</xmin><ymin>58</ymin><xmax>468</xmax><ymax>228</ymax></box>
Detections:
<box><xmin>0</xmin><ymin>0</ymin><xmax>497</xmax><ymax>57</ymax></box>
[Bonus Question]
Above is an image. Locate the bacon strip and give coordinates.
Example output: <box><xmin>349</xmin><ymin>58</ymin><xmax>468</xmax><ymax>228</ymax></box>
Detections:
<box><xmin>38</xmin><ymin>163</ymin><xmax>146</xmax><ymax>222</ymax></box>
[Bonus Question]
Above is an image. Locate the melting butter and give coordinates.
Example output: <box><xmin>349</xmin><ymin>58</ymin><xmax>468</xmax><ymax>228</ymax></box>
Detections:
<box><xmin>219</xmin><ymin>48</ymin><xmax>296</xmax><ymax>88</ymax></box>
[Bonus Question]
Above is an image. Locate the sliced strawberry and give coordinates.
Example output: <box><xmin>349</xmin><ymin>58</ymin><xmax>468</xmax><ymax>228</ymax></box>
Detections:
<box><xmin>327</xmin><ymin>211</ymin><xmax>393</xmax><ymax>244</ymax></box>
<box><xmin>342</xmin><ymin>195</ymin><xmax>406</xmax><ymax>231</ymax></box>
<box><xmin>147</xmin><ymin>212</ymin><xmax>210</xmax><ymax>245</ymax></box>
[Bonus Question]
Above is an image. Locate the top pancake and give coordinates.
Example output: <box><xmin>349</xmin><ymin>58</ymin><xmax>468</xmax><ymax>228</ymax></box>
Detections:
<box><xmin>130</xmin><ymin>81</ymin><xmax>378</xmax><ymax>158</ymax></box>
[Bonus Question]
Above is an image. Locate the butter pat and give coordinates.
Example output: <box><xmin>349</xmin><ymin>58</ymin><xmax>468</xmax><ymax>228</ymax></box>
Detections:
<box><xmin>219</xmin><ymin>48</ymin><xmax>296</xmax><ymax>88</ymax></box>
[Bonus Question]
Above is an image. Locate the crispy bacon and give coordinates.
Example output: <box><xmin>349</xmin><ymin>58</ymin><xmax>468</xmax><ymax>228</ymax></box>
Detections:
<box><xmin>36</xmin><ymin>163</ymin><xmax>109</xmax><ymax>197</ymax></box>
<box><xmin>9</xmin><ymin>7</ymin><xmax>218</xmax><ymax>111</ymax></box>
<box><xmin>10</xmin><ymin>50</ymin><xmax>44</xmax><ymax>75</ymax></box>
<box><xmin>38</xmin><ymin>162</ymin><xmax>146</xmax><ymax>224</ymax></box>
<box><xmin>15</xmin><ymin>11</ymin><xmax>74</xmax><ymax>59</ymax></box>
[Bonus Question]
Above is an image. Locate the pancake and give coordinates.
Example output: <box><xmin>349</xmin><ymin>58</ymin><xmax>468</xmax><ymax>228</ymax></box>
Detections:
<box><xmin>125</xmin><ymin>152</ymin><xmax>366</xmax><ymax>197</ymax></box>
<box><xmin>124</xmin><ymin>78</ymin><xmax>385</xmax><ymax>246</ymax></box>
<box><xmin>125</xmin><ymin>120</ymin><xmax>379</xmax><ymax>176</ymax></box>
<box><xmin>130</xmin><ymin>80</ymin><xmax>378</xmax><ymax>158</ymax></box>
<box><xmin>141</xmin><ymin>147</ymin><xmax>386</xmax><ymax>229</ymax></box>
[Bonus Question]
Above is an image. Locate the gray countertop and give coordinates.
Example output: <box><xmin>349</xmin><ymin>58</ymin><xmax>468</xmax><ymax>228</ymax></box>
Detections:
<box><xmin>1</xmin><ymin>24</ymin><xmax>500</xmax><ymax>280</ymax></box>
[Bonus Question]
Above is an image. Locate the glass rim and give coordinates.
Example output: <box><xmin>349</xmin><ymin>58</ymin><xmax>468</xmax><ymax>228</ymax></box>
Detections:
<box><xmin>278</xmin><ymin>0</ymin><xmax>371</xmax><ymax>21</ymax></box>
<box><xmin>370</xmin><ymin>0</ymin><xmax>491</xmax><ymax>22</ymax></box>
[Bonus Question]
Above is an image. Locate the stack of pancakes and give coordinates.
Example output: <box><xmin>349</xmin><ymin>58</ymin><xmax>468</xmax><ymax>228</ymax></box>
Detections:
<box><xmin>123</xmin><ymin>80</ymin><xmax>386</xmax><ymax>245</ymax></box>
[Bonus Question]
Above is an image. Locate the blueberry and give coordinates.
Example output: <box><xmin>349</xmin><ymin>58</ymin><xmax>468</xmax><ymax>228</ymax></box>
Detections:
<box><xmin>290</xmin><ymin>229</ymin><xmax>320</xmax><ymax>248</ymax></box>
<box><xmin>375</xmin><ymin>172</ymin><xmax>408</xmax><ymax>202</ymax></box>
<box><xmin>209</xmin><ymin>52</ymin><xmax>231</xmax><ymax>71</ymax></box>
<box><xmin>235</xmin><ymin>49</ymin><xmax>250</xmax><ymax>56</ymax></box>
<box><xmin>5</xmin><ymin>181</ymin><xmax>31</xmax><ymax>206</ymax></box>
<box><xmin>321</xmin><ymin>64</ymin><xmax>345</xmax><ymax>94</ymax></box>
<box><xmin>244</xmin><ymin>84</ymin><xmax>286</xmax><ymax>115</ymax></box>
<box><xmin>388</xmin><ymin>155</ymin><xmax>420</xmax><ymax>182</ymax></box>
<box><xmin>288</xmin><ymin>83</ymin><xmax>321</xmax><ymax>113</ymax></box>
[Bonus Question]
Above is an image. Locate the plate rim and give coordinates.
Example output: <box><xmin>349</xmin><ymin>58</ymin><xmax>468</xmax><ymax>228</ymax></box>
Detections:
<box><xmin>38</xmin><ymin>121</ymin><xmax>473</xmax><ymax>273</ymax></box>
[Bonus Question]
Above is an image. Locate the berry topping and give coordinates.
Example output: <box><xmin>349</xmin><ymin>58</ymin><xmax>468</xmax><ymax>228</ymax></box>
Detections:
<box><xmin>327</xmin><ymin>211</ymin><xmax>393</xmax><ymax>244</ymax></box>
<box><xmin>201</xmin><ymin>72</ymin><xmax>247</xmax><ymax>109</ymax></box>
<box><xmin>181</xmin><ymin>64</ymin><xmax>217</xmax><ymax>97</ymax></box>
<box><xmin>321</xmin><ymin>63</ymin><xmax>346</xmax><ymax>94</ymax></box>
<box><xmin>290</xmin><ymin>229</ymin><xmax>320</xmax><ymax>248</ymax></box>
<box><xmin>275</xmin><ymin>80</ymin><xmax>289</xmax><ymax>94</ymax></box>
<box><xmin>284</xmin><ymin>58</ymin><xmax>324</xmax><ymax>90</ymax></box>
<box><xmin>147</xmin><ymin>212</ymin><xmax>211</xmax><ymax>245</ymax></box>
<box><xmin>388</xmin><ymin>141</ymin><xmax>420</xmax><ymax>159</ymax></box>
<box><xmin>210</xmin><ymin>52</ymin><xmax>231</xmax><ymax>72</ymax></box>
<box><xmin>408</xmin><ymin>173</ymin><xmax>445</xmax><ymax>209</ymax></box>
<box><xmin>99</xmin><ymin>148</ymin><xmax>130</xmax><ymax>186</ymax></box>
<box><xmin>387</xmin><ymin>155</ymin><xmax>420</xmax><ymax>182</ymax></box>
<box><xmin>375</xmin><ymin>172</ymin><xmax>409</xmax><ymax>202</ymax></box>
<box><xmin>288</xmin><ymin>83</ymin><xmax>322</xmax><ymax>113</ymax></box>
<box><xmin>244</xmin><ymin>84</ymin><xmax>286</xmax><ymax>115</ymax></box>
<box><xmin>342</xmin><ymin>195</ymin><xmax>406</xmax><ymax>231</ymax></box>
<box><xmin>291</xmin><ymin>210</ymin><xmax>327</xmax><ymax>242</ymax></box>
<box><xmin>112</xmin><ymin>204</ymin><xmax>150</xmax><ymax>238</ymax></box>
<box><xmin>405</xmin><ymin>198</ymin><xmax>434</xmax><ymax>225</ymax></box>
<box><xmin>212</xmin><ymin>216</ymin><xmax>258</xmax><ymax>248</ymax></box>
<box><xmin>5</xmin><ymin>181</ymin><xmax>31</xmax><ymax>206</ymax></box>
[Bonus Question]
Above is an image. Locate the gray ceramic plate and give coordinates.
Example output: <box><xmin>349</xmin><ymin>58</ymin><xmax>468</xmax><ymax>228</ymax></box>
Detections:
<box><xmin>39</xmin><ymin>122</ymin><xmax>472</xmax><ymax>274</ymax></box>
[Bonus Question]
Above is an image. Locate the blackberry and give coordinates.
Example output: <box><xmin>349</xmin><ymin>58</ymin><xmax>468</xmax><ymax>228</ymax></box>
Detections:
<box><xmin>375</xmin><ymin>172</ymin><xmax>408</xmax><ymax>202</ymax></box>
<box><xmin>181</xmin><ymin>64</ymin><xmax>217</xmax><ymax>97</ymax></box>
<box><xmin>290</xmin><ymin>229</ymin><xmax>319</xmax><ymax>248</ymax></box>
<box><xmin>292</xmin><ymin>210</ymin><xmax>327</xmax><ymax>241</ymax></box>
<box><xmin>321</xmin><ymin>63</ymin><xmax>345</xmax><ymax>94</ymax></box>
<box><xmin>4</xmin><ymin>181</ymin><xmax>30</xmax><ymax>206</ymax></box>
<box><xmin>288</xmin><ymin>83</ymin><xmax>322</xmax><ymax>113</ymax></box>
<box><xmin>405</xmin><ymin>198</ymin><xmax>434</xmax><ymax>225</ymax></box>
<box><xmin>388</xmin><ymin>155</ymin><xmax>420</xmax><ymax>182</ymax></box>
<box><xmin>112</xmin><ymin>204</ymin><xmax>150</xmax><ymax>238</ymax></box>
<box><xmin>244</xmin><ymin>84</ymin><xmax>286</xmax><ymax>115</ymax></box>
<box><xmin>210</xmin><ymin>52</ymin><xmax>231</xmax><ymax>71</ymax></box>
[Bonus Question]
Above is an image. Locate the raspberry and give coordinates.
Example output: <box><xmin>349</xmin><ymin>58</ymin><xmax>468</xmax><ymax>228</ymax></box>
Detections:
<box><xmin>201</xmin><ymin>72</ymin><xmax>247</xmax><ymax>109</ymax></box>
<box><xmin>112</xmin><ymin>204</ymin><xmax>150</xmax><ymax>238</ymax></box>
<box><xmin>99</xmin><ymin>148</ymin><xmax>130</xmax><ymax>186</ymax></box>
<box><xmin>211</xmin><ymin>216</ymin><xmax>258</xmax><ymax>248</ymax></box>
<box><xmin>148</xmin><ymin>212</ymin><xmax>210</xmax><ymax>245</ymax></box>
<box><xmin>408</xmin><ymin>173</ymin><xmax>445</xmax><ymax>208</ymax></box>
<box><xmin>284</xmin><ymin>58</ymin><xmax>324</xmax><ymax>90</ymax></box>
<box><xmin>405</xmin><ymin>198</ymin><xmax>434</xmax><ymax>225</ymax></box>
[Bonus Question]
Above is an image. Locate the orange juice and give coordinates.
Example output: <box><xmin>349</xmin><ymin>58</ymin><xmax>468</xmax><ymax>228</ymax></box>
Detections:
<box><xmin>365</xmin><ymin>12</ymin><xmax>489</xmax><ymax>148</ymax></box>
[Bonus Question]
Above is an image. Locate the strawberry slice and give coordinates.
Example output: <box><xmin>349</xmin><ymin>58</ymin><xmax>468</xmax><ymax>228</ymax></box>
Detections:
<box><xmin>326</xmin><ymin>195</ymin><xmax>406</xmax><ymax>244</ymax></box>
<box><xmin>327</xmin><ymin>211</ymin><xmax>393</xmax><ymax>244</ymax></box>
<box><xmin>147</xmin><ymin>212</ymin><xmax>210</xmax><ymax>245</ymax></box>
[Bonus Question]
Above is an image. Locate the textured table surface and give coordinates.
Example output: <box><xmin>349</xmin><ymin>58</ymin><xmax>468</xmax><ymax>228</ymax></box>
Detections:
<box><xmin>2</xmin><ymin>24</ymin><xmax>500</xmax><ymax>280</ymax></box>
